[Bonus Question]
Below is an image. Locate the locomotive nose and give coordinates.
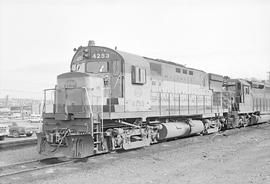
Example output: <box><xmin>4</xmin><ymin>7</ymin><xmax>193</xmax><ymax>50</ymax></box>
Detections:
<box><xmin>53</xmin><ymin>72</ymin><xmax>104</xmax><ymax>118</ymax></box>
<box><xmin>57</xmin><ymin>72</ymin><xmax>92</xmax><ymax>88</ymax></box>
<box><xmin>57</xmin><ymin>72</ymin><xmax>104</xmax><ymax>90</ymax></box>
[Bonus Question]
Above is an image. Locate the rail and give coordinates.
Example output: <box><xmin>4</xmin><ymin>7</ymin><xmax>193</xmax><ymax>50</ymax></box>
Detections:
<box><xmin>0</xmin><ymin>158</ymin><xmax>75</xmax><ymax>178</ymax></box>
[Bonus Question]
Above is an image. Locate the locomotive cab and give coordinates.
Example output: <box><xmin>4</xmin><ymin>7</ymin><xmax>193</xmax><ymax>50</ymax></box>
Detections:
<box><xmin>224</xmin><ymin>79</ymin><xmax>252</xmax><ymax>113</ymax></box>
<box><xmin>70</xmin><ymin>42</ymin><xmax>124</xmax><ymax>99</ymax></box>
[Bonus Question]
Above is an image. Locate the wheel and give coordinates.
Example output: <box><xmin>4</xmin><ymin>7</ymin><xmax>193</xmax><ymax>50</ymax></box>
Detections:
<box><xmin>11</xmin><ymin>130</ymin><xmax>20</xmax><ymax>138</ymax></box>
<box><xmin>0</xmin><ymin>136</ymin><xmax>5</xmax><ymax>141</ymax></box>
<box><xmin>26</xmin><ymin>133</ymin><xmax>33</xmax><ymax>137</ymax></box>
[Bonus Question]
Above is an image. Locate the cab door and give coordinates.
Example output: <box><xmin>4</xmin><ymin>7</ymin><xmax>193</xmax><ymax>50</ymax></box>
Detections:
<box><xmin>109</xmin><ymin>60</ymin><xmax>123</xmax><ymax>97</ymax></box>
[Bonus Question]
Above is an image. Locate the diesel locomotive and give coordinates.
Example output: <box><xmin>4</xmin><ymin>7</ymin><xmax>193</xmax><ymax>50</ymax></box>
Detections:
<box><xmin>37</xmin><ymin>41</ymin><xmax>270</xmax><ymax>158</ymax></box>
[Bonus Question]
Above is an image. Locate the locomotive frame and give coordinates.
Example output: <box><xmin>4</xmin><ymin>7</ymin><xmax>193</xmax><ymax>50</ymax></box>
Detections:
<box><xmin>37</xmin><ymin>41</ymin><xmax>270</xmax><ymax>158</ymax></box>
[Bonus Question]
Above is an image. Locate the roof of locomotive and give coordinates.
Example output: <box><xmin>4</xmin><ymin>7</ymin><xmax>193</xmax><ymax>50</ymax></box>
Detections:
<box><xmin>115</xmin><ymin>50</ymin><xmax>149</xmax><ymax>68</ymax></box>
<box><xmin>238</xmin><ymin>79</ymin><xmax>251</xmax><ymax>86</ymax></box>
<box><xmin>72</xmin><ymin>45</ymin><xmax>206</xmax><ymax>74</ymax></box>
<box><xmin>143</xmin><ymin>56</ymin><xmax>185</xmax><ymax>68</ymax></box>
<box><xmin>115</xmin><ymin>49</ymin><xmax>206</xmax><ymax>73</ymax></box>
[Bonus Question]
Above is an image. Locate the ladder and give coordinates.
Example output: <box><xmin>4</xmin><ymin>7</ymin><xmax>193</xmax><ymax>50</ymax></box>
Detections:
<box><xmin>83</xmin><ymin>87</ymin><xmax>104</xmax><ymax>153</ymax></box>
<box><xmin>93</xmin><ymin>114</ymin><xmax>104</xmax><ymax>152</ymax></box>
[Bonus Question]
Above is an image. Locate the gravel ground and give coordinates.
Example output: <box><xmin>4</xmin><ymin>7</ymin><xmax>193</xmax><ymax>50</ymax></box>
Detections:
<box><xmin>0</xmin><ymin>145</ymin><xmax>46</xmax><ymax>167</ymax></box>
<box><xmin>1</xmin><ymin>123</ymin><xmax>270</xmax><ymax>184</ymax></box>
<box><xmin>0</xmin><ymin>134</ymin><xmax>45</xmax><ymax>167</ymax></box>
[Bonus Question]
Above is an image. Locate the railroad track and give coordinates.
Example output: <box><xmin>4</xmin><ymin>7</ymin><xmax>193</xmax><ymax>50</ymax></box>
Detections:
<box><xmin>1</xmin><ymin>122</ymin><xmax>269</xmax><ymax>179</ymax></box>
<box><xmin>0</xmin><ymin>157</ymin><xmax>75</xmax><ymax>178</ymax></box>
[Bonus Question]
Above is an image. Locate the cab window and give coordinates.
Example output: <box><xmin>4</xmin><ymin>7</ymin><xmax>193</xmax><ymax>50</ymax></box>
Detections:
<box><xmin>86</xmin><ymin>62</ymin><xmax>108</xmax><ymax>73</ymax></box>
<box><xmin>245</xmin><ymin>87</ymin><xmax>249</xmax><ymax>94</ymax></box>
<box><xmin>131</xmin><ymin>65</ymin><xmax>146</xmax><ymax>84</ymax></box>
<box><xmin>183</xmin><ymin>69</ymin><xmax>187</xmax><ymax>74</ymax></box>
<box><xmin>71</xmin><ymin>63</ymin><xmax>85</xmax><ymax>72</ymax></box>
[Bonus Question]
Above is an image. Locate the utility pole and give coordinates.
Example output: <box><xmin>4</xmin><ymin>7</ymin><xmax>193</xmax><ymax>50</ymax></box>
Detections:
<box><xmin>267</xmin><ymin>71</ymin><xmax>270</xmax><ymax>83</ymax></box>
<box><xmin>5</xmin><ymin>95</ymin><xmax>9</xmax><ymax>107</ymax></box>
<box><xmin>20</xmin><ymin>99</ymin><xmax>24</xmax><ymax>120</ymax></box>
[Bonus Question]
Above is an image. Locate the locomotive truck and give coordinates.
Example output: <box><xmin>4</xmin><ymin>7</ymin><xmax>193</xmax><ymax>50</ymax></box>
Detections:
<box><xmin>37</xmin><ymin>41</ymin><xmax>270</xmax><ymax>158</ymax></box>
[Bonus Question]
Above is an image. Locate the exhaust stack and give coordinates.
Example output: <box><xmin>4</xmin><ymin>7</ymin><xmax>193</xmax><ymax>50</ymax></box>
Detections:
<box><xmin>88</xmin><ymin>40</ymin><xmax>95</xmax><ymax>46</ymax></box>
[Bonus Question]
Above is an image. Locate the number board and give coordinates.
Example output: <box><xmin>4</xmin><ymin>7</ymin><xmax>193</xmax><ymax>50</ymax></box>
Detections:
<box><xmin>72</xmin><ymin>46</ymin><xmax>122</xmax><ymax>67</ymax></box>
<box><xmin>90</xmin><ymin>46</ymin><xmax>121</xmax><ymax>60</ymax></box>
<box><xmin>91</xmin><ymin>48</ymin><xmax>111</xmax><ymax>59</ymax></box>
<box><xmin>226</xmin><ymin>81</ymin><xmax>236</xmax><ymax>86</ymax></box>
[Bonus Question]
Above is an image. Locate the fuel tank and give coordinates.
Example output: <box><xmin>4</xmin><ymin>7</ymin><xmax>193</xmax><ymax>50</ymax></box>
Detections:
<box><xmin>158</xmin><ymin>120</ymin><xmax>205</xmax><ymax>140</ymax></box>
<box><xmin>158</xmin><ymin>122</ymin><xmax>190</xmax><ymax>140</ymax></box>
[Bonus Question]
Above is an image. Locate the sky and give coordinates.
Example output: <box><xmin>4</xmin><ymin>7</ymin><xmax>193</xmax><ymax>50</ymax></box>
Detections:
<box><xmin>0</xmin><ymin>0</ymin><xmax>270</xmax><ymax>99</ymax></box>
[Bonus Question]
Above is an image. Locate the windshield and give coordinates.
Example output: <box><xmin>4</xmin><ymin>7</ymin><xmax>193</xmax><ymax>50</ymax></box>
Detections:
<box><xmin>86</xmin><ymin>62</ymin><xmax>108</xmax><ymax>73</ymax></box>
<box><xmin>227</xmin><ymin>85</ymin><xmax>235</xmax><ymax>91</ymax></box>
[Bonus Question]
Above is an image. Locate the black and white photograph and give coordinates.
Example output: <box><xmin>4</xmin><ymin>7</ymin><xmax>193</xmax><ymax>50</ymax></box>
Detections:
<box><xmin>0</xmin><ymin>0</ymin><xmax>270</xmax><ymax>183</ymax></box>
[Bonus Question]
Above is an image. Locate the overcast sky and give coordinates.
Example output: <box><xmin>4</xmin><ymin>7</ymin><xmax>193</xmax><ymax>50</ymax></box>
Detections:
<box><xmin>0</xmin><ymin>0</ymin><xmax>270</xmax><ymax>99</ymax></box>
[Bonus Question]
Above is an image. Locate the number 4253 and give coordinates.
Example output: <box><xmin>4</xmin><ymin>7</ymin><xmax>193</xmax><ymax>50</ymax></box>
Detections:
<box><xmin>92</xmin><ymin>53</ymin><xmax>110</xmax><ymax>59</ymax></box>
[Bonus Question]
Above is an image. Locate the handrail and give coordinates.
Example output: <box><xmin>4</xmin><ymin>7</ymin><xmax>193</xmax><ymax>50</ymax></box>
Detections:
<box><xmin>42</xmin><ymin>87</ymin><xmax>104</xmax><ymax>136</ymax></box>
<box><xmin>150</xmin><ymin>91</ymin><xmax>227</xmax><ymax>115</ymax></box>
<box><xmin>82</xmin><ymin>87</ymin><xmax>93</xmax><ymax>134</ymax></box>
<box><xmin>43</xmin><ymin>88</ymin><xmax>56</xmax><ymax>114</ymax></box>
<box><xmin>43</xmin><ymin>87</ymin><xmax>97</xmax><ymax>115</ymax></box>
